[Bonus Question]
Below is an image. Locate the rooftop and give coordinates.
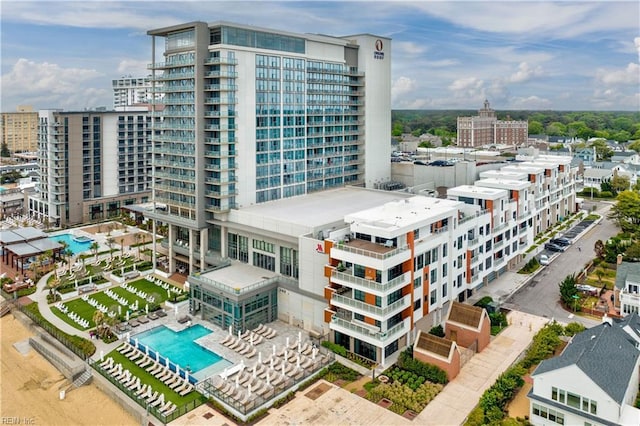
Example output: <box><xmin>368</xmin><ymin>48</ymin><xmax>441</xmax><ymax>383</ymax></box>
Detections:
<box><xmin>447</xmin><ymin>302</ymin><xmax>485</xmax><ymax>329</ymax></box>
<box><xmin>414</xmin><ymin>330</ymin><xmax>455</xmax><ymax>359</ymax></box>
<box><xmin>475</xmin><ymin>178</ymin><xmax>531</xmax><ymax>191</ymax></box>
<box><xmin>447</xmin><ymin>185</ymin><xmax>507</xmax><ymax>199</ymax></box>
<box><xmin>196</xmin><ymin>261</ymin><xmax>278</xmax><ymax>292</ymax></box>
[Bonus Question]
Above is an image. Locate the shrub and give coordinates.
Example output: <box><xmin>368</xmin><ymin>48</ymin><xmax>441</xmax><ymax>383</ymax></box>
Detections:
<box><xmin>474</xmin><ymin>296</ymin><xmax>494</xmax><ymax>309</ymax></box>
<box><xmin>397</xmin><ymin>350</ymin><xmax>448</xmax><ymax>384</ymax></box>
<box><xmin>564</xmin><ymin>322</ymin><xmax>586</xmax><ymax>337</ymax></box>
<box><xmin>321</xmin><ymin>340</ymin><xmax>347</xmax><ymax>357</ymax></box>
<box><xmin>428</xmin><ymin>325</ymin><xmax>445</xmax><ymax>337</ymax></box>
<box><xmin>327</xmin><ymin>362</ymin><xmax>360</xmax><ymax>381</ymax></box>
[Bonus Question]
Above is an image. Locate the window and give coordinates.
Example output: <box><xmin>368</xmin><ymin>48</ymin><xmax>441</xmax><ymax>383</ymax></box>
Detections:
<box><xmin>430</xmin><ymin>289</ymin><xmax>437</xmax><ymax>305</ymax></box>
<box><xmin>354</xmin><ymin>289</ymin><xmax>365</xmax><ymax>302</ymax></box>
<box><xmin>414</xmin><ymin>276</ymin><xmax>422</xmax><ymax>288</ymax></box>
<box><xmin>442</xmin><ymin>263</ymin><xmax>448</xmax><ymax>278</ymax></box>
<box><xmin>442</xmin><ymin>243</ymin><xmax>447</xmax><ymax>257</ymax></box>
<box><xmin>430</xmin><ymin>269</ymin><xmax>438</xmax><ymax>284</ymax></box>
<box><xmin>532</xmin><ymin>403</ymin><xmax>564</xmax><ymax>425</ymax></box>
<box><xmin>413</xmin><ymin>299</ymin><xmax>421</xmax><ymax>311</ymax></box>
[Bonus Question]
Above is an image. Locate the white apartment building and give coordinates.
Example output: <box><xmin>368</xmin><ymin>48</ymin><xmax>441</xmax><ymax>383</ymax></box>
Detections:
<box><xmin>112</xmin><ymin>75</ymin><xmax>157</xmax><ymax>108</ymax></box>
<box><xmin>143</xmin><ymin>21</ymin><xmax>391</xmax><ymax>274</ymax></box>
<box><xmin>30</xmin><ymin>108</ymin><xmax>152</xmax><ymax>226</ymax></box>
<box><xmin>616</xmin><ymin>262</ymin><xmax>640</xmax><ymax>315</ymax></box>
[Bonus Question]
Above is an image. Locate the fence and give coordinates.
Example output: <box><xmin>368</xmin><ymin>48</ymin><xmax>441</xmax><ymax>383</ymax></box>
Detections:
<box><xmin>16</xmin><ymin>303</ymin><xmax>93</xmax><ymax>361</ymax></box>
<box><xmin>91</xmin><ymin>360</ymin><xmax>207</xmax><ymax>423</ymax></box>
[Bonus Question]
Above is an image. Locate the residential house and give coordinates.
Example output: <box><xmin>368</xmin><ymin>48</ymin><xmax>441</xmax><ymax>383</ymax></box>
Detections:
<box><xmin>528</xmin><ymin>314</ymin><xmax>640</xmax><ymax>426</ymax></box>
<box><xmin>615</xmin><ymin>261</ymin><xmax>640</xmax><ymax>315</ymax></box>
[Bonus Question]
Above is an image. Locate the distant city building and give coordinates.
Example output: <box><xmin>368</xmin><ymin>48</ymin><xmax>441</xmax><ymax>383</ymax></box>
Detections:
<box><xmin>0</xmin><ymin>105</ymin><xmax>39</xmax><ymax>154</ymax></box>
<box><xmin>112</xmin><ymin>75</ymin><xmax>158</xmax><ymax>108</ymax></box>
<box><xmin>456</xmin><ymin>100</ymin><xmax>528</xmax><ymax>148</ymax></box>
<box><xmin>29</xmin><ymin>108</ymin><xmax>153</xmax><ymax>226</ymax></box>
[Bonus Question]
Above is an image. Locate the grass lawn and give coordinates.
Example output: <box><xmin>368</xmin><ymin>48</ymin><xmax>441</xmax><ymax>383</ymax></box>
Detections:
<box><xmin>90</xmin><ymin>292</ymin><xmax>129</xmax><ymax>313</ymax></box>
<box><xmin>128</xmin><ymin>278</ymin><xmax>183</xmax><ymax>304</ymax></box>
<box><xmin>110</xmin><ymin>286</ymin><xmax>149</xmax><ymax>308</ymax></box>
<box><xmin>105</xmin><ymin>349</ymin><xmax>202</xmax><ymax>406</ymax></box>
<box><xmin>51</xmin><ymin>299</ymin><xmax>96</xmax><ymax>330</ymax></box>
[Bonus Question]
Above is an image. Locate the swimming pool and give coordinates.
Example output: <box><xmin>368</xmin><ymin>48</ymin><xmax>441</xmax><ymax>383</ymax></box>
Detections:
<box><xmin>135</xmin><ymin>325</ymin><xmax>223</xmax><ymax>373</ymax></box>
<box><xmin>49</xmin><ymin>233</ymin><xmax>92</xmax><ymax>255</ymax></box>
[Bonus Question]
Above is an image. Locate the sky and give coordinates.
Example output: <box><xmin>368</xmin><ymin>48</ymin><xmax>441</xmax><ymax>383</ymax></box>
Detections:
<box><xmin>1</xmin><ymin>0</ymin><xmax>639</xmax><ymax>112</ymax></box>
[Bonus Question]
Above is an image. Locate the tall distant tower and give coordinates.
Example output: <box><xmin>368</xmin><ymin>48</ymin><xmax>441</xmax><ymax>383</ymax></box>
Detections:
<box><xmin>457</xmin><ymin>100</ymin><xmax>527</xmax><ymax>148</ymax></box>
<box><xmin>112</xmin><ymin>76</ymin><xmax>156</xmax><ymax>108</ymax></box>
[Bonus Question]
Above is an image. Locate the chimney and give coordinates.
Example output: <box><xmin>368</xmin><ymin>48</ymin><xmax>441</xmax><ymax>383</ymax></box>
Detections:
<box><xmin>617</xmin><ymin>254</ymin><xmax>623</xmax><ymax>265</ymax></box>
<box><xmin>602</xmin><ymin>314</ymin><xmax>612</xmax><ymax>326</ymax></box>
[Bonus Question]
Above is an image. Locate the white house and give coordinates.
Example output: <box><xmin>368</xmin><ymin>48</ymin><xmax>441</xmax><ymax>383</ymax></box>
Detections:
<box><xmin>616</xmin><ymin>262</ymin><xmax>640</xmax><ymax>315</ymax></box>
<box><xmin>528</xmin><ymin>314</ymin><xmax>640</xmax><ymax>426</ymax></box>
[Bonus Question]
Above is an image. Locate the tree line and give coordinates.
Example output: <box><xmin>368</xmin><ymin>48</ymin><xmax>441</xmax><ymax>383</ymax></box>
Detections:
<box><xmin>392</xmin><ymin>110</ymin><xmax>640</xmax><ymax>142</ymax></box>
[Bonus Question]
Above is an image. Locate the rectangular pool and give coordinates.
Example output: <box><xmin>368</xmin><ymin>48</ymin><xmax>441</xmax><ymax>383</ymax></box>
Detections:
<box><xmin>135</xmin><ymin>325</ymin><xmax>222</xmax><ymax>373</ymax></box>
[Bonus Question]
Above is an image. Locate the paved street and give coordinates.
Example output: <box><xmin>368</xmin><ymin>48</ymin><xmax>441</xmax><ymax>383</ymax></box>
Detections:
<box><xmin>472</xmin><ymin>201</ymin><xmax>619</xmax><ymax>328</ymax></box>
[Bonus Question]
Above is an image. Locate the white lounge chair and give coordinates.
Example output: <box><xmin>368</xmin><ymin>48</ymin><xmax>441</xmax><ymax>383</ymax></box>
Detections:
<box><xmin>178</xmin><ymin>384</ymin><xmax>193</xmax><ymax>396</ymax></box>
<box><xmin>162</xmin><ymin>403</ymin><xmax>177</xmax><ymax>416</ymax></box>
<box><xmin>135</xmin><ymin>384</ymin><xmax>149</xmax><ymax>396</ymax></box>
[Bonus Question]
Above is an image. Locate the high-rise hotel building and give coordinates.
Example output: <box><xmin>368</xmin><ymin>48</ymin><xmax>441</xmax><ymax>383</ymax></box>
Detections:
<box><xmin>145</xmin><ymin>21</ymin><xmax>391</xmax><ymax>271</ymax></box>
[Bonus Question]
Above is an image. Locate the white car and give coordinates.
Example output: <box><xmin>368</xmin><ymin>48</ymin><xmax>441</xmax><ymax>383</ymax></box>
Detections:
<box><xmin>539</xmin><ymin>254</ymin><xmax>549</xmax><ymax>265</ymax></box>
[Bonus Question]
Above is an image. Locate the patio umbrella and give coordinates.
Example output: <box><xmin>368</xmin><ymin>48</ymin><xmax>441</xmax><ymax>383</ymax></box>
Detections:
<box><xmin>298</xmin><ymin>331</ymin><xmax>302</xmax><ymax>343</ymax></box>
<box><xmin>247</xmin><ymin>383</ymin><xmax>251</xmax><ymax>396</ymax></box>
<box><xmin>174</xmin><ymin>305</ymin><xmax>178</xmax><ymax>316</ymax></box>
<box><xmin>238</xmin><ymin>330</ymin><xmax>241</xmax><ymax>339</ymax></box>
<box><xmin>126</xmin><ymin>311</ymin><xmax>130</xmax><ymax>321</ymax></box>
<box><xmin>286</xmin><ymin>337</ymin><xmax>289</xmax><ymax>348</ymax></box>
<box><xmin>134</xmin><ymin>338</ymin><xmax>139</xmax><ymax>349</ymax></box>
<box><xmin>250</xmin><ymin>333</ymin><xmax>253</xmax><ymax>346</ymax></box>
<box><xmin>235</xmin><ymin>374</ymin><xmax>239</xmax><ymax>389</ymax></box>
<box><xmin>176</xmin><ymin>364</ymin><xmax>180</xmax><ymax>377</ymax></box>
<box><xmin>253</xmin><ymin>364</ymin><xmax>257</xmax><ymax>379</ymax></box>
<box><xmin>270</xmin><ymin>357</ymin><xmax>274</xmax><ymax>370</ymax></box>
<box><xmin>100</xmin><ymin>350</ymin><xmax>104</xmax><ymax>361</ymax></box>
<box><xmin>284</xmin><ymin>349</ymin><xmax>288</xmax><ymax>361</ymax></box>
<box><xmin>266</xmin><ymin>372</ymin><xmax>270</xmax><ymax>386</ymax></box>
<box><xmin>281</xmin><ymin>361</ymin><xmax>286</xmax><ymax>377</ymax></box>
<box><xmin>228</xmin><ymin>325</ymin><xmax>232</xmax><ymax>336</ymax></box>
<box><xmin>118</xmin><ymin>305</ymin><xmax>122</xmax><ymax>315</ymax></box>
<box><xmin>155</xmin><ymin>351</ymin><xmax>159</xmax><ymax>363</ymax></box>
<box><xmin>145</xmin><ymin>345</ymin><xmax>149</xmax><ymax>356</ymax></box>
<box><xmin>258</xmin><ymin>352</ymin><xmax>262</xmax><ymax>363</ymax></box>
<box><xmin>272</xmin><ymin>344</ymin><xmax>276</xmax><ymax>356</ymax></box>
<box><xmin>145</xmin><ymin>304</ymin><xmax>148</xmax><ymax>314</ymax></box>
<box><xmin>296</xmin><ymin>355</ymin><xmax>300</xmax><ymax>370</ymax></box>
<box><xmin>298</xmin><ymin>341</ymin><xmax>301</xmax><ymax>353</ymax></box>
<box><xmin>312</xmin><ymin>348</ymin><xmax>317</xmax><ymax>360</ymax></box>
<box><xmin>166</xmin><ymin>357</ymin><xmax>170</xmax><ymax>368</ymax></box>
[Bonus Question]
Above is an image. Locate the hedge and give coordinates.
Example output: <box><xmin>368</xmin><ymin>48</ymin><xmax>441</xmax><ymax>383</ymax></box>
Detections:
<box><xmin>397</xmin><ymin>349</ymin><xmax>448</xmax><ymax>384</ymax></box>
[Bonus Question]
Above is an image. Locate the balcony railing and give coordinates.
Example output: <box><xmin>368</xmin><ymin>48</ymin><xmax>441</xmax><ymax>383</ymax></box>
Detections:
<box><xmin>330</xmin><ymin>315</ymin><xmax>408</xmax><ymax>343</ymax></box>
<box><xmin>331</xmin><ymin>270</ymin><xmax>408</xmax><ymax>294</ymax></box>
<box><xmin>332</xmin><ymin>243</ymin><xmax>409</xmax><ymax>261</ymax></box>
<box><xmin>330</xmin><ymin>293</ymin><xmax>409</xmax><ymax>319</ymax></box>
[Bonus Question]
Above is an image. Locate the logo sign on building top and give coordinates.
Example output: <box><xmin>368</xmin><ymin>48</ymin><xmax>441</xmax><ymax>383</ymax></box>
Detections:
<box><xmin>374</xmin><ymin>39</ymin><xmax>384</xmax><ymax>60</ymax></box>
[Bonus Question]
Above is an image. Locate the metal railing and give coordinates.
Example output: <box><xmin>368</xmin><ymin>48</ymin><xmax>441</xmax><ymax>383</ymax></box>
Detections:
<box><xmin>332</xmin><ymin>243</ymin><xmax>410</xmax><ymax>261</ymax></box>
<box><xmin>330</xmin><ymin>293</ymin><xmax>409</xmax><ymax>318</ymax></box>
<box><xmin>330</xmin><ymin>315</ymin><xmax>407</xmax><ymax>342</ymax></box>
<box><xmin>331</xmin><ymin>270</ymin><xmax>408</xmax><ymax>294</ymax></box>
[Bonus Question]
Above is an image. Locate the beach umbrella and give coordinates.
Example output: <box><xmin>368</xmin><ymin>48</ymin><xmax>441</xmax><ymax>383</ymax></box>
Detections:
<box><xmin>253</xmin><ymin>364</ymin><xmax>257</xmax><ymax>378</ymax></box>
<box><xmin>155</xmin><ymin>351</ymin><xmax>159</xmax><ymax>363</ymax></box>
<box><xmin>134</xmin><ymin>338</ymin><xmax>139</xmax><ymax>349</ymax></box>
<box><xmin>298</xmin><ymin>331</ymin><xmax>302</xmax><ymax>344</ymax></box>
<box><xmin>247</xmin><ymin>383</ymin><xmax>252</xmax><ymax>396</ymax></box>
<box><xmin>272</xmin><ymin>344</ymin><xmax>276</xmax><ymax>356</ymax></box>
<box><xmin>228</xmin><ymin>325</ymin><xmax>232</xmax><ymax>336</ymax></box>
<box><xmin>238</xmin><ymin>330</ymin><xmax>241</xmax><ymax>339</ymax></box>
<box><xmin>284</xmin><ymin>349</ymin><xmax>288</xmax><ymax>361</ymax></box>
<box><xmin>286</xmin><ymin>337</ymin><xmax>289</xmax><ymax>348</ymax></box>
<box><xmin>176</xmin><ymin>364</ymin><xmax>180</xmax><ymax>376</ymax></box>
<box><xmin>250</xmin><ymin>333</ymin><xmax>253</xmax><ymax>346</ymax></box>
<box><xmin>167</xmin><ymin>289</ymin><xmax>170</xmax><ymax>298</ymax></box>
<box><xmin>298</xmin><ymin>341</ymin><xmax>301</xmax><ymax>353</ymax></box>
<box><xmin>266</xmin><ymin>372</ymin><xmax>270</xmax><ymax>386</ymax></box>
<box><xmin>296</xmin><ymin>355</ymin><xmax>301</xmax><ymax>370</ymax></box>
<box><xmin>100</xmin><ymin>350</ymin><xmax>104</xmax><ymax>361</ymax></box>
<box><xmin>281</xmin><ymin>361</ymin><xmax>286</xmax><ymax>377</ymax></box>
<box><xmin>126</xmin><ymin>311</ymin><xmax>130</xmax><ymax>321</ymax></box>
<box><xmin>235</xmin><ymin>374</ymin><xmax>239</xmax><ymax>389</ymax></box>
<box><xmin>145</xmin><ymin>345</ymin><xmax>149</xmax><ymax>356</ymax></box>
<box><xmin>270</xmin><ymin>357</ymin><xmax>274</xmax><ymax>370</ymax></box>
<box><xmin>118</xmin><ymin>305</ymin><xmax>122</xmax><ymax>315</ymax></box>
<box><xmin>258</xmin><ymin>352</ymin><xmax>262</xmax><ymax>363</ymax></box>
<box><xmin>145</xmin><ymin>304</ymin><xmax>148</xmax><ymax>314</ymax></box>
<box><xmin>165</xmin><ymin>357</ymin><xmax>170</xmax><ymax>368</ymax></box>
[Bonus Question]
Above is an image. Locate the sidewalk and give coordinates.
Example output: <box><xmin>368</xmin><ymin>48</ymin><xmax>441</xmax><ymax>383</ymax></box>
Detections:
<box><xmin>414</xmin><ymin>310</ymin><xmax>550</xmax><ymax>425</ymax></box>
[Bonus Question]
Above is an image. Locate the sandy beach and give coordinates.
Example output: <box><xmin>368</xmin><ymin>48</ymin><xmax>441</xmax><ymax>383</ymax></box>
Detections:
<box><xmin>0</xmin><ymin>314</ymin><xmax>138</xmax><ymax>426</ymax></box>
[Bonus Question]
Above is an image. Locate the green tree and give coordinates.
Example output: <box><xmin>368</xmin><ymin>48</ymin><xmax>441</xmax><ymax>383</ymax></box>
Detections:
<box><xmin>624</xmin><ymin>242</ymin><xmax>640</xmax><ymax>261</ymax></box>
<box><xmin>546</xmin><ymin>122</ymin><xmax>566</xmax><ymax>136</ymax></box>
<box><xmin>391</xmin><ymin>122</ymin><xmax>403</xmax><ymax>137</ymax></box>
<box><xmin>595</xmin><ymin>268</ymin><xmax>606</xmax><ymax>286</ymax></box>
<box><xmin>611</xmin><ymin>174</ymin><xmax>631</xmax><ymax>194</ymax></box>
<box><xmin>609</xmin><ymin>191</ymin><xmax>640</xmax><ymax>234</ymax></box>
<box><xmin>589</xmin><ymin>139</ymin><xmax>613</xmax><ymax>161</ymax></box>
<box><xmin>106</xmin><ymin>237</ymin><xmax>115</xmax><ymax>263</ymax></box>
<box><xmin>594</xmin><ymin>239</ymin><xmax>606</xmax><ymax>259</ymax></box>
<box><xmin>92</xmin><ymin>309</ymin><xmax>106</xmax><ymax>337</ymax></box>
<box><xmin>0</xmin><ymin>142</ymin><xmax>10</xmax><ymax>157</ymax></box>
<box><xmin>559</xmin><ymin>274</ymin><xmax>578</xmax><ymax>307</ymax></box>
<box><xmin>528</xmin><ymin>120</ymin><xmax>544</xmax><ymax>135</ymax></box>
<box><xmin>628</xmin><ymin>140</ymin><xmax>640</xmax><ymax>152</ymax></box>
<box><xmin>90</xmin><ymin>241</ymin><xmax>99</xmax><ymax>262</ymax></box>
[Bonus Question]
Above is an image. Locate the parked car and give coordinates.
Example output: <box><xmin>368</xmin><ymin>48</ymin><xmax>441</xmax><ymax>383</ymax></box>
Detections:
<box><xmin>413</xmin><ymin>160</ymin><xmax>429</xmax><ymax>166</ymax></box>
<box><xmin>539</xmin><ymin>254</ymin><xmax>549</xmax><ymax>265</ymax></box>
<box><xmin>550</xmin><ymin>237</ymin><xmax>571</xmax><ymax>246</ymax></box>
<box><xmin>544</xmin><ymin>242</ymin><xmax>565</xmax><ymax>252</ymax></box>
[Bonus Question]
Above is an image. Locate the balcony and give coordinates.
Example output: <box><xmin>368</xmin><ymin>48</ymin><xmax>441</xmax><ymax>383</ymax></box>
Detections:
<box><xmin>204</xmin><ymin>57</ymin><xmax>238</xmax><ymax>65</ymax></box>
<box><xmin>332</xmin><ymin>239</ymin><xmax>409</xmax><ymax>261</ymax></box>
<box><xmin>330</xmin><ymin>293</ymin><xmax>410</xmax><ymax>320</ymax></box>
<box><xmin>330</xmin><ymin>315</ymin><xmax>408</xmax><ymax>344</ymax></box>
<box><xmin>148</xmin><ymin>58</ymin><xmax>195</xmax><ymax>69</ymax></box>
<box><xmin>331</xmin><ymin>270</ymin><xmax>409</xmax><ymax>295</ymax></box>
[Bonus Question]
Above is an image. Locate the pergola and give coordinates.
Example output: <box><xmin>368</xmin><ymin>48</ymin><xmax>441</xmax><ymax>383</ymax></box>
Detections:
<box><xmin>0</xmin><ymin>227</ymin><xmax>63</xmax><ymax>276</ymax></box>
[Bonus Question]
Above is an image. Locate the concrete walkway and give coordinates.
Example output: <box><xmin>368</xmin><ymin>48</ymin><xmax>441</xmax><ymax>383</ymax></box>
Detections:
<box><xmin>414</xmin><ymin>310</ymin><xmax>550</xmax><ymax>426</ymax></box>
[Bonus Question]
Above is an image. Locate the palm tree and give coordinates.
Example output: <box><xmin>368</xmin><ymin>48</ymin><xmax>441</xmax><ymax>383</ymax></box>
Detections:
<box><xmin>133</xmin><ymin>232</ymin><xmax>142</xmax><ymax>260</ymax></box>
<box><xmin>595</xmin><ymin>268</ymin><xmax>606</xmax><ymax>287</ymax></box>
<box><xmin>106</xmin><ymin>238</ymin><xmax>115</xmax><ymax>263</ymax></box>
<box><xmin>119</xmin><ymin>238</ymin><xmax>125</xmax><ymax>257</ymax></box>
<box><xmin>92</xmin><ymin>309</ymin><xmax>105</xmax><ymax>335</ymax></box>
<box><xmin>58</xmin><ymin>241</ymin><xmax>69</xmax><ymax>265</ymax></box>
<box><xmin>90</xmin><ymin>241</ymin><xmax>99</xmax><ymax>262</ymax></box>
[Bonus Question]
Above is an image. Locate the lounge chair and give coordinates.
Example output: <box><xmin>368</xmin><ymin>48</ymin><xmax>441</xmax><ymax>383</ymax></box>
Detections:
<box><xmin>288</xmin><ymin>339</ymin><xmax>298</xmax><ymax>350</ymax></box>
<box><xmin>163</xmin><ymin>374</ymin><xmax>180</xmax><ymax>387</ymax></box>
<box><xmin>220</xmin><ymin>335</ymin><xmax>233</xmax><ymax>345</ymax></box>
<box><xmin>228</xmin><ymin>339</ymin><xmax>242</xmax><ymax>351</ymax></box>
<box><xmin>156</xmin><ymin>310</ymin><xmax>167</xmax><ymax>317</ymax></box>
<box><xmin>99</xmin><ymin>357</ymin><xmax>113</xmax><ymax>368</ymax></box>
<box><xmin>150</xmin><ymin>394</ymin><xmax>165</xmax><ymax>408</ymax></box>
<box><xmin>253</xmin><ymin>324</ymin><xmax>266</xmax><ymax>335</ymax></box>
<box><xmin>162</xmin><ymin>403</ymin><xmax>177</xmax><ymax>416</ymax></box>
<box><xmin>159</xmin><ymin>400</ymin><xmax>172</xmax><ymax>412</ymax></box>
<box><xmin>170</xmin><ymin>379</ymin><xmax>185</xmax><ymax>390</ymax></box>
<box><xmin>264</xmin><ymin>328</ymin><xmax>277</xmax><ymax>339</ymax></box>
<box><xmin>138</xmin><ymin>316</ymin><xmax>149</xmax><ymax>324</ymax></box>
<box><xmin>135</xmin><ymin>384</ymin><xmax>149</xmax><ymax>396</ymax></box>
<box><xmin>239</xmin><ymin>391</ymin><xmax>252</xmax><ymax>405</ymax></box>
<box><xmin>127</xmin><ymin>378</ymin><xmax>141</xmax><ymax>391</ymax></box>
<box><xmin>136</xmin><ymin>356</ymin><xmax>152</xmax><ymax>368</ymax></box>
<box><xmin>146</xmin><ymin>391</ymin><xmax>159</xmax><ymax>404</ymax></box>
<box><xmin>128</xmin><ymin>319</ymin><xmax>140</xmax><ymax>327</ymax></box>
<box><xmin>117</xmin><ymin>343</ymin><xmax>131</xmax><ymax>353</ymax></box>
<box><xmin>246</xmin><ymin>347</ymin><xmax>257</xmax><ymax>358</ymax></box>
<box><xmin>238</xmin><ymin>344</ymin><xmax>251</xmax><ymax>355</ymax></box>
<box><xmin>122</xmin><ymin>375</ymin><xmax>136</xmax><ymax>387</ymax></box>
<box><xmin>156</xmin><ymin>369</ymin><xmax>172</xmax><ymax>381</ymax></box>
<box><xmin>148</xmin><ymin>363</ymin><xmax>163</xmax><ymax>375</ymax></box>
<box><xmin>147</xmin><ymin>312</ymin><xmax>158</xmax><ymax>320</ymax></box>
<box><xmin>128</xmin><ymin>351</ymin><xmax>143</xmax><ymax>362</ymax></box>
<box><xmin>179</xmin><ymin>384</ymin><xmax>194</xmax><ymax>396</ymax></box>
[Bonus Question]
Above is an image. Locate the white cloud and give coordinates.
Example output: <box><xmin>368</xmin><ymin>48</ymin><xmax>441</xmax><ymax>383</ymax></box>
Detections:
<box><xmin>508</xmin><ymin>62</ymin><xmax>544</xmax><ymax>83</ymax></box>
<box><xmin>117</xmin><ymin>59</ymin><xmax>149</xmax><ymax>76</ymax></box>
<box><xmin>1</xmin><ymin>58</ymin><xmax>109</xmax><ymax>109</ymax></box>
<box><xmin>596</xmin><ymin>63</ymin><xmax>640</xmax><ymax>86</ymax></box>
<box><xmin>395</xmin><ymin>41</ymin><xmax>427</xmax><ymax>55</ymax></box>
<box><xmin>392</xmin><ymin>76</ymin><xmax>416</xmax><ymax>102</ymax></box>
<box><xmin>509</xmin><ymin>96</ymin><xmax>553</xmax><ymax>109</ymax></box>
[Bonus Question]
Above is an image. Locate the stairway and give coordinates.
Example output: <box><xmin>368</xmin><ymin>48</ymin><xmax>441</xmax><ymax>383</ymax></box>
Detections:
<box><xmin>0</xmin><ymin>300</ymin><xmax>14</xmax><ymax>317</ymax></box>
<box><xmin>65</xmin><ymin>369</ymin><xmax>92</xmax><ymax>392</ymax></box>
